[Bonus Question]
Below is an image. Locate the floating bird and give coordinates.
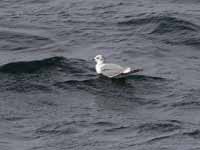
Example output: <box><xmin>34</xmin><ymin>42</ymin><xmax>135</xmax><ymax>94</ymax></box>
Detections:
<box><xmin>94</xmin><ymin>54</ymin><xmax>142</xmax><ymax>78</ymax></box>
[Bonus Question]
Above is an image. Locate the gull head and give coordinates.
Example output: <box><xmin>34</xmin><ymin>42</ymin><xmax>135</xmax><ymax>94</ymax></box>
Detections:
<box><xmin>94</xmin><ymin>54</ymin><xmax>104</xmax><ymax>64</ymax></box>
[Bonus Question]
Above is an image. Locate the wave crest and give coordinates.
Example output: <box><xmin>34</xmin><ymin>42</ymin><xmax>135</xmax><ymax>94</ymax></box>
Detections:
<box><xmin>0</xmin><ymin>56</ymin><xmax>92</xmax><ymax>74</ymax></box>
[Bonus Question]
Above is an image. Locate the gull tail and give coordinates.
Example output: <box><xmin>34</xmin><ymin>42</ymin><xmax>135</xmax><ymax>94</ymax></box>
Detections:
<box><xmin>123</xmin><ymin>68</ymin><xmax>143</xmax><ymax>74</ymax></box>
<box><xmin>123</xmin><ymin>67</ymin><xmax>131</xmax><ymax>74</ymax></box>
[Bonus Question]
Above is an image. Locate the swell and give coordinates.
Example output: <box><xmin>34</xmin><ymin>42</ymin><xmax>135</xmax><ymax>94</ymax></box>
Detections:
<box><xmin>0</xmin><ymin>56</ymin><xmax>93</xmax><ymax>74</ymax></box>
<box><xmin>0</xmin><ymin>56</ymin><xmax>168</xmax><ymax>94</ymax></box>
<box><xmin>171</xmin><ymin>101</ymin><xmax>200</xmax><ymax>109</ymax></box>
<box><xmin>54</xmin><ymin>75</ymin><xmax>168</xmax><ymax>110</ymax></box>
<box><xmin>0</xmin><ymin>56</ymin><xmax>94</xmax><ymax>92</ymax></box>
<box><xmin>183</xmin><ymin>130</ymin><xmax>200</xmax><ymax>139</ymax></box>
<box><xmin>54</xmin><ymin>75</ymin><xmax>166</xmax><ymax>91</ymax></box>
<box><xmin>171</xmin><ymin>89</ymin><xmax>200</xmax><ymax>109</ymax></box>
<box><xmin>35</xmin><ymin>122</ymin><xmax>80</xmax><ymax>136</ymax></box>
<box><xmin>0</xmin><ymin>30</ymin><xmax>53</xmax><ymax>51</ymax></box>
<box><xmin>131</xmin><ymin>129</ymin><xmax>200</xmax><ymax>146</ymax></box>
<box><xmin>137</xmin><ymin>120</ymin><xmax>181</xmax><ymax>133</ymax></box>
<box><xmin>0</xmin><ymin>56</ymin><xmax>65</xmax><ymax>74</ymax></box>
<box><xmin>118</xmin><ymin>14</ymin><xmax>200</xmax><ymax>46</ymax></box>
<box><xmin>118</xmin><ymin>14</ymin><xmax>200</xmax><ymax>33</ymax></box>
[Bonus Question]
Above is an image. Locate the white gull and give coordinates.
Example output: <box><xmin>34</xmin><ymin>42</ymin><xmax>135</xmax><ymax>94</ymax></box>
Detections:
<box><xmin>94</xmin><ymin>54</ymin><xmax>142</xmax><ymax>78</ymax></box>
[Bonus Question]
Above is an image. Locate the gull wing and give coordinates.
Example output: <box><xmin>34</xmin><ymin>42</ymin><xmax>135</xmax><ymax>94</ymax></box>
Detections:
<box><xmin>100</xmin><ymin>63</ymin><xmax>124</xmax><ymax>78</ymax></box>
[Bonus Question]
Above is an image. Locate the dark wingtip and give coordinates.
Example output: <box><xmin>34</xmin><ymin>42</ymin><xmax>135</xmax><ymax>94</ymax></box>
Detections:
<box><xmin>131</xmin><ymin>68</ymin><xmax>143</xmax><ymax>73</ymax></box>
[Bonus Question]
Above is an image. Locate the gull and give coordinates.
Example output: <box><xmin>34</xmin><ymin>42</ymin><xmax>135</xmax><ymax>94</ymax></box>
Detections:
<box><xmin>94</xmin><ymin>54</ymin><xmax>142</xmax><ymax>78</ymax></box>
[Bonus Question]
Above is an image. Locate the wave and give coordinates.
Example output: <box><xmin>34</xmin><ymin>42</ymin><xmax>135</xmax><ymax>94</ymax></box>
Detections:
<box><xmin>54</xmin><ymin>75</ymin><xmax>168</xmax><ymax>109</ymax></box>
<box><xmin>54</xmin><ymin>74</ymin><xmax>165</xmax><ymax>91</ymax></box>
<box><xmin>166</xmin><ymin>0</ymin><xmax>200</xmax><ymax>3</ymax></box>
<box><xmin>0</xmin><ymin>56</ymin><xmax>95</xmax><ymax>92</ymax></box>
<box><xmin>104</xmin><ymin>126</ymin><xmax>129</xmax><ymax>133</ymax></box>
<box><xmin>0</xmin><ymin>56</ymin><xmax>93</xmax><ymax>74</ymax></box>
<box><xmin>118</xmin><ymin>15</ymin><xmax>199</xmax><ymax>33</ymax></box>
<box><xmin>0</xmin><ymin>56</ymin><xmax>65</xmax><ymax>74</ymax></box>
<box><xmin>137</xmin><ymin>120</ymin><xmax>181</xmax><ymax>133</ymax></box>
<box><xmin>171</xmin><ymin>101</ymin><xmax>200</xmax><ymax>109</ymax></box>
<box><xmin>0</xmin><ymin>115</ymin><xmax>27</xmax><ymax>122</ymax></box>
<box><xmin>118</xmin><ymin>14</ymin><xmax>200</xmax><ymax>46</ymax></box>
<box><xmin>35</xmin><ymin>121</ymin><xmax>80</xmax><ymax>136</ymax></box>
<box><xmin>183</xmin><ymin>130</ymin><xmax>200</xmax><ymax>139</ymax></box>
<box><xmin>0</xmin><ymin>30</ymin><xmax>53</xmax><ymax>51</ymax></box>
<box><xmin>0</xmin><ymin>57</ymin><xmax>167</xmax><ymax>94</ymax></box>
<box><xmin>6</xmin><ymin>82</ymin><xmax>52</xmax><ymax>93</ymax></box>
<box><xmin>93</xmin><ymin>121</ymin><xmax>116</xmax><ymax>127</ymax></box>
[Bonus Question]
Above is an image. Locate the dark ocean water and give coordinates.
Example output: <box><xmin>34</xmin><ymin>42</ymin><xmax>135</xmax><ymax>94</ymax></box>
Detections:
<box><xmin>1</xmin><ymin>0</ymin><xmax>200</xmax><ymax>150</ymax></box>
